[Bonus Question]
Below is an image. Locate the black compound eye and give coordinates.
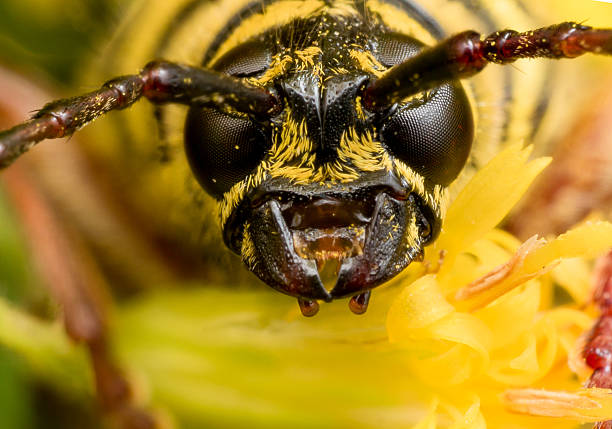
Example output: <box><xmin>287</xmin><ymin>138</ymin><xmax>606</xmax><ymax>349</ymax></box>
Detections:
<box><xmin>375</xmin><ymin>33</ymin><xmax>424</xmax><ymax>67</ymax></box>
<box><xmin>184</xmin><ymin>107</ymin><xmax>270</xmax><ymax>198</ymax></box>
<box><xmin>380</xmin><ymin>82</ymin><xmax>474</xmax><ymax>185</ymax></box>
<box><xmin>211</xmin><ymin>39</ymin><xmax>272</xmax><ymax>77</ymax></box>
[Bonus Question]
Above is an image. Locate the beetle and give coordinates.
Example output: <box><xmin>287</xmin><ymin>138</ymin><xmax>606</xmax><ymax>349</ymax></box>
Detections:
<box><xmin>0</xmin><ymin>0</ymin><xmax>611</xmax><ymax>427</ymax></box>
<box><xmin>1</xmin><ymin>0</ymin><xmax>610</xmax><ymax>315</ymax></box>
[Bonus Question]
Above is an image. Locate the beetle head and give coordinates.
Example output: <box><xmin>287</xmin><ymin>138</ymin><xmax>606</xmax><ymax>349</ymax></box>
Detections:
<box><xmin>183</xmin><ymin>14</ymin><xmax>474</xmax><ymax>315</ymax></box>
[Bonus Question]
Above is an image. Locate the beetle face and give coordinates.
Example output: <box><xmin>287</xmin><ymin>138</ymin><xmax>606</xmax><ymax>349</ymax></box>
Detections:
<box><xmin>184</xmin><ymin>13</ymin><xmax>474</xmax><ymax>312</ymax></box>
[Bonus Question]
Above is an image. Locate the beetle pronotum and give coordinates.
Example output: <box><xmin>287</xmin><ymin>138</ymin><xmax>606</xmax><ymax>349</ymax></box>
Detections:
<box><xmin>0</xmin><ymin>0</ymin><xmax>611</xmax><ymax>427</ymax></box>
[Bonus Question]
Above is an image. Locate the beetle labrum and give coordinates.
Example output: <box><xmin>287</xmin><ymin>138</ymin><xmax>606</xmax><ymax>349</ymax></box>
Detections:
<box><xmin>0</xmin><ymin>1</ymin><xmax>612</xmax><ymax>425</ymax></box>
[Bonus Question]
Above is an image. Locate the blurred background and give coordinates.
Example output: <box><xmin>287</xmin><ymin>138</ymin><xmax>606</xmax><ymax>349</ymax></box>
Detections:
<box><xmin>0</xmin><ymin>1</ymin><xmax>120</xmax><ymax>427</ymax></box>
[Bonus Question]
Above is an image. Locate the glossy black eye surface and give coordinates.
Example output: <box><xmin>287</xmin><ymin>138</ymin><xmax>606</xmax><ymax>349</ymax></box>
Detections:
<box><xmin>375</xmin><ymin>33</ymin><xmax>423</xmax><ymax>67</ymax></box>
<box><xmin>184</xmin><ymin>108</ymin><xmax>269</xmax><ymax>199</ymax></box>
<box><xmin>380</xmin><ymin>83</ymin><xmax>473</xmax><ymax>185</ymax></box>
<box><xmin>184</xmin><ymin>40</ymin><xmax>273</xmax><ymax>199</ymax></box>
<box><xmin>210</xmin><ymin>39</ymin><xmax>272</xmax><ymax>76</ymax></box>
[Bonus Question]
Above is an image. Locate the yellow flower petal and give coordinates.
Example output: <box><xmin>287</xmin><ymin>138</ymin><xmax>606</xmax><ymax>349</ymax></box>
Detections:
<box><xmin>551</xmin><ymin>258</ymin><xmax>592</xmax><ymax>305</ymax></box>
<box><xmin>387</xmin><ymin>275</ymin><xmax>455</xmax><ymax>340</ymax></box>
<box><xmin>412</xmin><ymin>398</ymin><xmax>439</xmax><ymax>429</ymax></box>
<box><xmin>452</xmin><ymin>221</ymin><xmax>612</xmax><ymax>311</ymax></box>
<box><xmin>453</xmin><ymin>236</ymin><xmax>548</xmax><ymax>311</ymax></box>
<box><xmin>503</xmin><ymin>388</ymin><xmax>612</xmax><ymax>422</ymax></box>
<box><xmin>509</xmin><ymin>335</ymin><xmax>539</xmax><ymax>372</ymax></box>
<box><xmin>487</xmin><ymin>316</ymin><xmax>558</xmax><ymax>386</ymax></box>
<box><xmin>427</xmin><ymin>144</ymin><xmax>551</xmax><ymax>277</ymax></box>
<box><xmin>474</xmin><ymin>280</ymin><xmax>541</xmax><ymax>351</ymax></box>
<box><xmin>414</xmin><ymin>313</ymin><xmax>492</xmax><ymax>384</ymax></box>
<box><xmin>522</xmin><ymin>221</ymin><xmax>612</xmax><ymax>273</ymax></box>
<box><xmin>445</xmin><ymin>396</ymin><xmax>486</xmax><ymax>429</ymax></box>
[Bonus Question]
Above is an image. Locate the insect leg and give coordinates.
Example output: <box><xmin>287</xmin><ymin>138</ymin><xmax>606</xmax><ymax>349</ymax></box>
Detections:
<box><xmin>363</xmin><ymin>22</ymin><xmax>612</xmax><ymax>111</ymax></box>
<box><xmin>584</xmin><ymin>251</ymin><xmax>612</xmax><ymax>429</ymax></box>
<box><xmin>0</xmin><ymin>60</ymin><xmax>280</xmax><ymax>169</ymax></box>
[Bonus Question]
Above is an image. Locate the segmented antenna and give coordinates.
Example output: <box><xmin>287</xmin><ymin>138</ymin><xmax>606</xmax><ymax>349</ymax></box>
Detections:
<box><xmin>0</xmin><ymin>61</ymin><xmax>280</xmax><ymax>169</ymax></box>
<box><xmin>363</xmin><ymin>22</ymin><xmax>612</xmax><ymax>111</ymax></box>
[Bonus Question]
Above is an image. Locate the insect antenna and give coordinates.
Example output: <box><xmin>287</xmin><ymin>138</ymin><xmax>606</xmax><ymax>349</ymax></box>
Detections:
<box><xmin>362</xmin><ymin>22</ymin><xmax>612</xmax><ymax>112</ymax></box>
<box><xmin>0</xmin><ymin>60</ymin><xmax>281</xmax><ymax>169</ymax></box>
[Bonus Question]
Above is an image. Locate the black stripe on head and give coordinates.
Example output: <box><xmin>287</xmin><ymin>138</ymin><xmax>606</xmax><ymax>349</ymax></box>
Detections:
<box><xmin>373</xmin><ymin>0</ymin><xmax>445</xmax><ymax>40</ymax></box>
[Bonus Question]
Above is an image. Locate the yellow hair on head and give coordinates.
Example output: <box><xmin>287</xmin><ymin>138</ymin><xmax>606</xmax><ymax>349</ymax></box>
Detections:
<box><xmin>268</xmin><ymin>111</ymin><xmax>313</xmax><ymax>167</ymax></box>
<box><xmin>294</xmin><ymin>46</ymin><xmax>322</xmax><ymax>69</ymax></box>
<box><xmin>325</xmin><ymin>0</ymin><xmax>359</xmax><ymax>17</ymax></box>
<box><xmin>218</xmin><ymin>181</ymin><xmax>245</xmax><ymax>228</ymax></box>
<box><xmin>210</xmin><ymin>0</ymin><xmax>326</xmax><ymax>64</ymax></box>
<box><xmin>249</xmin><ymin>53</ymin><xmax>294</xmax><ymax>87</ymax></box>
<box><xmin>338</xmin><ymin>129</ymin><xmax>394</xmax><ymax>173</ymax></box>
<box><xmin>405</xmin><ymin>215</ymin><xmax>420</xmax><ymax>249</ymax></box>
<box><xmin>270</xmin><ymin>165</ymin><xmax>315</xmax><ymax>184</ymax></box>
<box><xmin>393</xmin><ymin>159</ymin><xmax>425</xmax><ymax>196</ymax></box>
<box><xmin>218</xmin><ymin>163</ymin><xmax>269</xmax><ymax>228</ymax></box>
<box><xmin>350</xmin><ymin>50</ymin><xmax>387</xmax><ymax>77</ymax></box>
<box><xmin>391</xmin><ymin>158</ymin><xmax>450</xmax><ymax>222</ymax></box>
<box><xmin>355</xmin><ymin>96</ymin><xmax>367</xmax><ymax>121</ymax></box>
<box><xmin>240</xmin><ymin>222</ymin><xmax>258</xmax><ymax>269</ymax></box>
<box><xmin>433</xmin><ymin>184</ymin><xmax>450</xmax><ymax>219</ymax></box>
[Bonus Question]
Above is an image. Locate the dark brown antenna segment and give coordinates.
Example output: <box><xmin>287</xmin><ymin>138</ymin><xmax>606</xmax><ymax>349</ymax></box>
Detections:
<box><xmin>363</xmin><ymin>22</ymin><xmax>612</xmax><ymax>112</ymax></box>
<box><xmin>0</xmin><ymin>60</ymin><xmax>280</xmax><ymax>168</ymax></box>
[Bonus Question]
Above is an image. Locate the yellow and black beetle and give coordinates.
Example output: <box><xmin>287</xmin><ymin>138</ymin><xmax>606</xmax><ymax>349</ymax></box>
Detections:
<box><xmin>0</xmin><ymin>0</ymin><xmax>610</xmax><ymax>316</ymax></box>
<box><xmin>1</xmin><ymin>0</ymin><xmax>610</xmax><ymax>317</ymax></box>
